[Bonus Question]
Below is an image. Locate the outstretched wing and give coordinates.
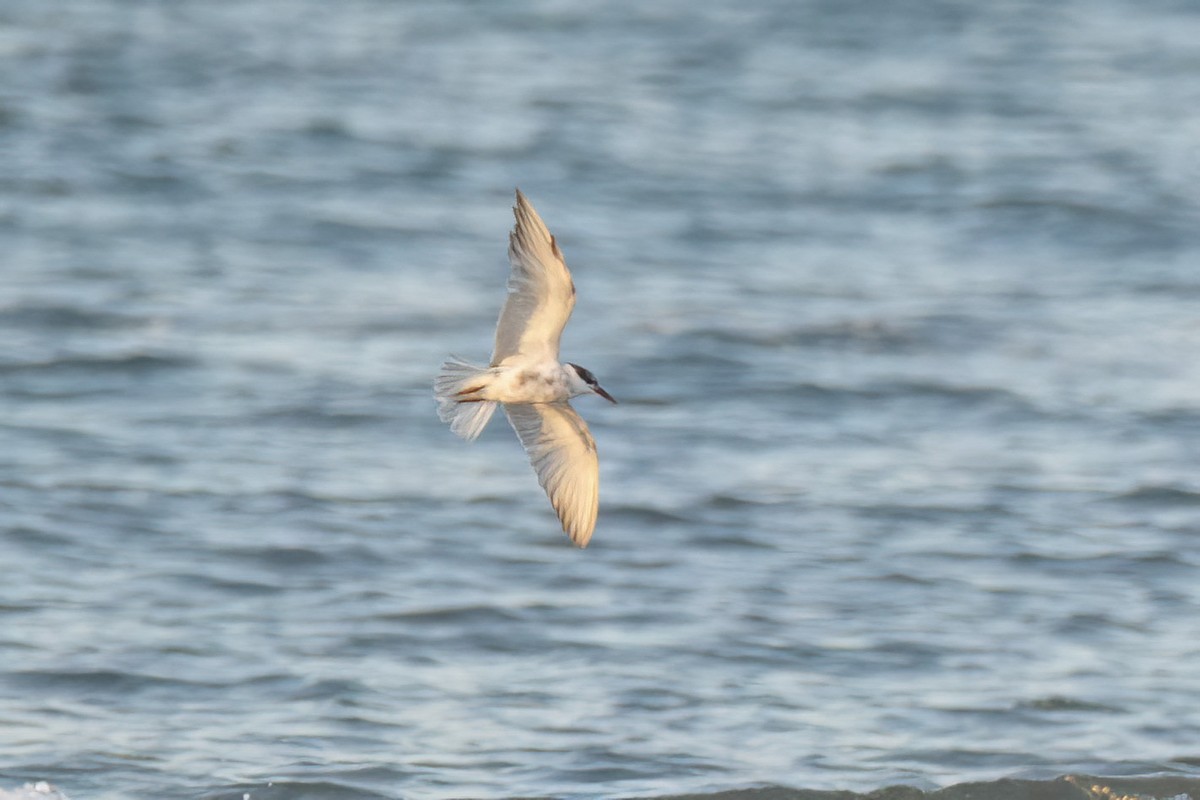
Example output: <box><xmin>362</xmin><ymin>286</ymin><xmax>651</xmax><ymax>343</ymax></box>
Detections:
<box><xmin>504</xmin><ymin>402</ymin><xmax>599</xmax><ymax>547</ymax></box>
<box><xmin>491</xmin><ymin>189</ymin><xmax>577</xmax><ymax>365</ymax></box>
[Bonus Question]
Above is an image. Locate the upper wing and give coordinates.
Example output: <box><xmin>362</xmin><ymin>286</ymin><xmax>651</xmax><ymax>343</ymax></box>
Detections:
<box><xmin>504</xmin><ymin>402</ymin><xmax>599</xmax><ymax>547</ymax></box>
<box><xmin>491</xmin><ymin>189</ymin><xmax>577</xmax><ymax>365</ymax></box>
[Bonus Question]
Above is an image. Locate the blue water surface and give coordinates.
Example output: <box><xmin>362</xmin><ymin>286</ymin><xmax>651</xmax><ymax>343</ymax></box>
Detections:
<box><xmin>2</xmin><ymin>2</ymin><xmax>1200</xmax><ymax>799</ymax></box>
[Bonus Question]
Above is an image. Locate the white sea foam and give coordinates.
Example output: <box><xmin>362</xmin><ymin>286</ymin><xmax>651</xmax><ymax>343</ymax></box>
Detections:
<box><xmin>0</xmin><ymin>784</ymin><xmax>69</xmax><ymax>800</ymax></box>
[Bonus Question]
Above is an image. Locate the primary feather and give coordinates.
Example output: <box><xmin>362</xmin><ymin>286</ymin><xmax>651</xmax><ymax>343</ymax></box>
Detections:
<box><xmin>503</xmin><ymin>402</ymin><xmax>600</xmax><ymax>547</ymax></box>
<box><xmin>491</xmin><ymin>189</ymin><xmax>577</xmax><ymax>365</ymax></box>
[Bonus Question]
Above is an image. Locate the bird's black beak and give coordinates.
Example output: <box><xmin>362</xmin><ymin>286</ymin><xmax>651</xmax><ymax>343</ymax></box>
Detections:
<box><xmin>594</xmin><ymin>385</ymin><xmax>618</xmax><ymax>404</ymax></box>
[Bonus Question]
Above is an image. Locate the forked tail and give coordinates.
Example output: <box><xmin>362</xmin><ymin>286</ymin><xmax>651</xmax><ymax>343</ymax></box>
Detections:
<box><xmin>434</xmin><ymin>358</ymin><xmax>498</xmax><ymax>441</ymax></box>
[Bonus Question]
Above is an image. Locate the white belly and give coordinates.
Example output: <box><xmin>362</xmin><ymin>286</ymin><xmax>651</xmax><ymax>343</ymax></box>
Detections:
<box><xmin>488</xmin><ymin>363</ymin><xmax>570</xmax><ymax>404</ymax></box>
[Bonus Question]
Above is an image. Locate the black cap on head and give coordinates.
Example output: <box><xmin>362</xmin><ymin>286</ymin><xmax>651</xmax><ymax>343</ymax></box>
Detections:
<box><xmin>568</xmin><ymin>363</ymin><xmax>598</xmax><ymax>385</ymax></box>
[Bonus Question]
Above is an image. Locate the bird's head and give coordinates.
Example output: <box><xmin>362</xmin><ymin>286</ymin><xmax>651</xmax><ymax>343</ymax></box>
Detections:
<box><xmin>566</xmin><ymin>363</ymin><xmax>617</xmax><ymax>404</ymax></box>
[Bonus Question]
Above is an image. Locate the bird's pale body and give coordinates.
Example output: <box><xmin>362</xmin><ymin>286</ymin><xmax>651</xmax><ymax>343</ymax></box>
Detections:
<box><xmin>456</xmin><ymin>361</ymin><xmax>588</xmax><ymax>405</ymax></box>
<box><xmin>434</xmin><ymin>190</ymin><xmax>615</xmax><ymax>547</ymax></box>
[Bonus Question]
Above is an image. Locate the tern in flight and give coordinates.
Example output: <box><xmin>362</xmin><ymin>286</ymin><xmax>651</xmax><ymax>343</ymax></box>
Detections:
<box><xmin>435</xmin><ymin>189</ymin><xmax>616</xmax><ymax>547</ymax></box>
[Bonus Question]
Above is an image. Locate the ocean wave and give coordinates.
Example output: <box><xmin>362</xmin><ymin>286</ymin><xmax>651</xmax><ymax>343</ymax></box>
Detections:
<box><xmin>638</xmin><ymin>774</ymin><xmax>1200</xmax><ymax>800</ymax></box>
<box><xmin>970</xmin><ymin>196</ymin><xmax>1193</xmax><ymax>253</ymax></box>
<box><xmin>3</xmin><ymin>668</ymin><xmax>218</xmax><ymax>695</ymax></box>
<box><xmin>1109</xmin><ymin>486</ymin><xmax>1200</xmax><ymax>506</ymax></box>
<box><xmin>0</xmin><ymin>352</ymin><xmax>195</xmax><ymax>376</ymax></box>
<box><xmin>8</xmin><ymin>773</ymin><xmax>1194</xmax><ymax>800</ymax></box>
<box><xmin>0</xmin><ymin>304</ymin><xmax>147</xmax><ymax>331</ymax></box>
<box><xmin>680</xmin><ymin>313</ymin><xmax>1002</xmax><ymax>354</ymax></box>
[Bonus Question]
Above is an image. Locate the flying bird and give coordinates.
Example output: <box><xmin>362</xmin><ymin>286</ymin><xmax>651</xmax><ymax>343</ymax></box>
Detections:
<box><xmin>435</xmin><ymin>189</ymin><xmax>616</xmax><ymax>547</ymax></box>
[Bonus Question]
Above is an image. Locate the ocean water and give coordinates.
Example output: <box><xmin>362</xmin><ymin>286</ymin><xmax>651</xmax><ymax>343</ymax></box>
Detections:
<box><xmin>2</xmin><ymin>1</ymin><xmax>1200</xmax><ymax>799</ymax></box>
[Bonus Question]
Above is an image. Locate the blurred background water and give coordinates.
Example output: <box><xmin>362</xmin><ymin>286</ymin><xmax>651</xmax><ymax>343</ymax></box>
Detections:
<box><xmin>2</xmin><ymin>1</ymin><xmax>1200</xmax><ymax>799</ymax></box>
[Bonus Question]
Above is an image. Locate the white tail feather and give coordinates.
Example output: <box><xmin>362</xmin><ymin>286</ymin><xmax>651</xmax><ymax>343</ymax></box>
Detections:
<box><xmin>434</xmin><ymin>358</ymin><xmax>498</xmax><ymax>441</ymax></box>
